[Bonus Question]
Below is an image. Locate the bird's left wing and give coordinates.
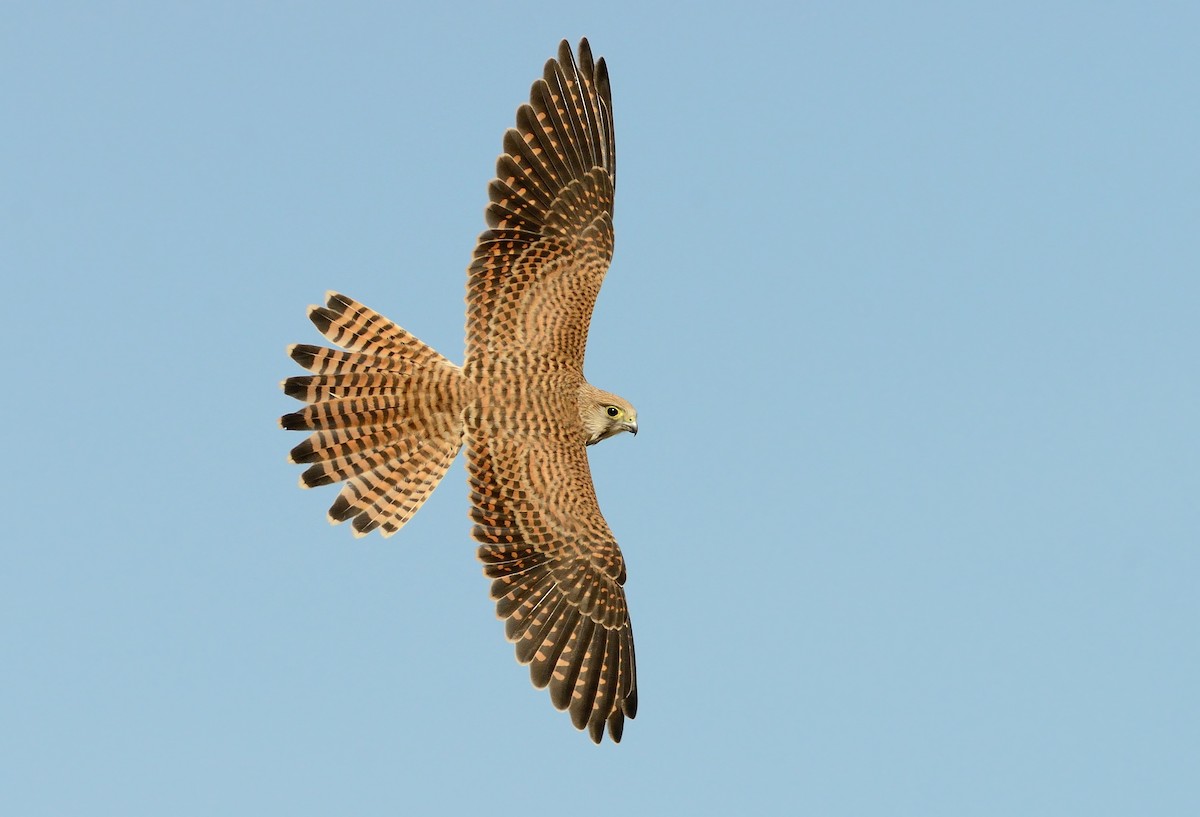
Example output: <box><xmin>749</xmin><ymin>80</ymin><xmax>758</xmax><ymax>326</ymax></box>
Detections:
<box><xmin>465</xmin><ymin>38</ymin><xmax>616</xmax><ymax>372</ymax></box>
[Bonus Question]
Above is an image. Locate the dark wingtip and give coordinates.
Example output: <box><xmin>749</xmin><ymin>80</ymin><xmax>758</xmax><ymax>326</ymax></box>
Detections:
<box><xmin>607</xmin><ymin>711</ymin><xmax>624</xmax><ymax>743</ymax></box>
<box><xmin>596</xmin><ymin>57</ymin><xmax>610</xmax><ymax>96</ymax></box>
<box><xmin>529</xmin><ymin>657</ymin><xmax>554</xmax><ymax>690</ymax></box>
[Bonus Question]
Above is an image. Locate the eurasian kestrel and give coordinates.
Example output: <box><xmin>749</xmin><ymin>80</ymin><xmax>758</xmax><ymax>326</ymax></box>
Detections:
<box><xmin>280</xmin><ymin>39</ymin><xmax>639</xmax><ymax>743</ymax></box>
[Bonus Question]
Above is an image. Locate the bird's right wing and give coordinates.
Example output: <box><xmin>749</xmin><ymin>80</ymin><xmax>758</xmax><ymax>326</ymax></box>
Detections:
<box><xmin>469</xmin><ymin>421</ymin><xmax>638</xmax><ymax>743</ymax></box>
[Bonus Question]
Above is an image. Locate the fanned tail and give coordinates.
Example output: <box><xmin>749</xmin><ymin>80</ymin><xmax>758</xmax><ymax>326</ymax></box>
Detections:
<box><xmin>281</xmin><ymin>292</ymin><xmax>466</xmax><ymax>537</ymax></box>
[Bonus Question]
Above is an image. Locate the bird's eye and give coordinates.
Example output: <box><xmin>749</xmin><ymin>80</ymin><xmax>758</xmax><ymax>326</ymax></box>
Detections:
<box><xmin>606</xmin><ymin>406</ymin><xmax>620</xmax><ymax>418</ymax></box>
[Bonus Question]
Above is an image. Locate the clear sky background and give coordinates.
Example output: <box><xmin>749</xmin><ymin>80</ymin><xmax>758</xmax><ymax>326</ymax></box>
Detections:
<box><xmin>4</xmin><ymin>2</ymin><xmax>1197</xmax><ymax>814</ymax></box>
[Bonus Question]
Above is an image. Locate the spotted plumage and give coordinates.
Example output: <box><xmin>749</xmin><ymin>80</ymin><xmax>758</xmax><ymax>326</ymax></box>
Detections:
<box><xmin>280</xmin><ymin>39</ymin><xmax>638</xmax><ymax>743</ymax></box>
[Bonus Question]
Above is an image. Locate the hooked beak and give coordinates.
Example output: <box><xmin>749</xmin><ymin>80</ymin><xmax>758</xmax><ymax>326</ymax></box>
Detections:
<box><xmin>624</xmin><ymin>419</ymin><xmax>638</xmax><ymax>437</ymax></box>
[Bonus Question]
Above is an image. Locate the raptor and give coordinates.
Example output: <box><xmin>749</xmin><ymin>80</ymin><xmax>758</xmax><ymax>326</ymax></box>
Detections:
<box><xmin>280</xmin><ymin>39</ymin><xmax>639</xmax><ymax>743</ymax></box>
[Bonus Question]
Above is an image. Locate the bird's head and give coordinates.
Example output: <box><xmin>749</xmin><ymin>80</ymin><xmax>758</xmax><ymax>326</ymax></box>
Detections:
<box><xmin>580</xmin><ymin>388</ymin><xmax>638</xmax><ymax>446</ymax></box>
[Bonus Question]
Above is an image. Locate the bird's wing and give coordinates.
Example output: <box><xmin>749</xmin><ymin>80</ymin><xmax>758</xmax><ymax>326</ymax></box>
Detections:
<box><xmin>470</xmin><ymin>415</ymin><xmax>638</xmax><ymax>743</ymax></box>
<box><xmin>465</xmin><ymin>38</ymin><xmax>616</xmax><ymax>372</ymax></box>
<box><xmin>465</xmin><ymin>38</ymin><xmax>636</xmax><ymax>743</ymax></box>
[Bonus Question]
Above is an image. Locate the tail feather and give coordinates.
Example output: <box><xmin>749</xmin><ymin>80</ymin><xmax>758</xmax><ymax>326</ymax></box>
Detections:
<box><xmin>282</xmin><ymin>372</ymin><xmax>417</xmax><ymax>403</ymax></box>
<box><xmin>280</xmin><ymin>396</ymin><xmax>410</xmax><ymax>432</ymax></box>
<box><xmin>288</xmin><ymin>426</ymin><xmax>412</xmax><ymax>465</ymax></box>
<box><xmin>299</xmin><ymin>439</ymin><xmax>420</xmax><ymax>488</ymax></box>
<box><xmin>337</xmin><ymin>437</ymin><xmax>461</xmax><ymax>537</ymax></box>
<box><xmin>324</xmin><ymin>438</ymin><xmax>459</xmax><ymax>536</ymax></box>
<box><xmin>288</xmin><ymin>344</ymin><xmax>407</xmax><ymax>375</ymax></box>
<box><xmin>282</xmin><ymin>293</ymin><xmax>466</xmax><ymax>537</ymax></box>
<box><xmin>309</xmin><ymin>291</ymin><xmax>449</xmax><ymax>369</ymax></box>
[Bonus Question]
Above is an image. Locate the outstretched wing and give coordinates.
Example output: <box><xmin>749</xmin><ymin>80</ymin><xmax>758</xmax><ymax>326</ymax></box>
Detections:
<box><xmin>465</xmin><ymin>39</ymin><xmax>636</xmax><ymax>743</ymax></box>
<box><xmin>465</xmin><ymin>38</ymin><xmax>616</xmax><ymax>371</ymax></box>
<box><xmin>470</xmin><ymin>413</ymin><xmax>638</xmax><ymax>744</ymax></box>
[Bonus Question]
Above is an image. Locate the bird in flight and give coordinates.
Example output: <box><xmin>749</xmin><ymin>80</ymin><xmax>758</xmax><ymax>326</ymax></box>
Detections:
<box><xmin>280</xmin><ymin>39</ymin><xmax>639</xmax><ymax>743</ymax></box>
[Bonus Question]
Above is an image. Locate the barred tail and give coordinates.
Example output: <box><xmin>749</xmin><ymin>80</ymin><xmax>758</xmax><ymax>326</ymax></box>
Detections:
<box><xmin>280</xmin><ymin>292</ymin><xmax>466</xmax><ymax>537</ymax></box>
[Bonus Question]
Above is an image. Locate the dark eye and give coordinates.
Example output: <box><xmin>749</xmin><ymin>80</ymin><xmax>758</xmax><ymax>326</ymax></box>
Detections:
<box><xmin>606</xmin><ymin>406</ymin><xmax>619</xmax><ymax>417</ymax></box>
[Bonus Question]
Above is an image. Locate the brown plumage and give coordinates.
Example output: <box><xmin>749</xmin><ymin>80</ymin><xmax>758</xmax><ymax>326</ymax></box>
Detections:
<box><xmin>280</xmin><ymin>39</ymin><xmax>638</xmax><ymax>743</ymax></box>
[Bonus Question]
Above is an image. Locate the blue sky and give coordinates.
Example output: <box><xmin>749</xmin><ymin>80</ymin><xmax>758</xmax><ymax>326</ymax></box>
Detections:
<box><xmin>4</xmin><ymin>2</ymin><xmax>1197</xmax><ymax>814</ymax></box>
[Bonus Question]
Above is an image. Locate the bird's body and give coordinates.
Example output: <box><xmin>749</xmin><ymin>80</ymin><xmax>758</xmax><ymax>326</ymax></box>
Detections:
<box><xmin>280</xmin><ymin>39</ymin><xmax>639</xmax><ymax>743</ymax></box>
